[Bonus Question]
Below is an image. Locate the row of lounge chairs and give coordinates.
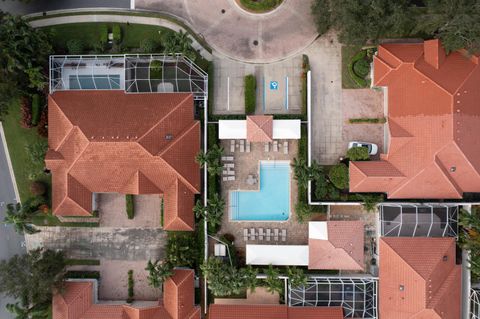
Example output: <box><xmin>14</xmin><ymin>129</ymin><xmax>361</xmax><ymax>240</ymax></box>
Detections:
<box><xmin>230</xmin><ymin>140</ymin><xmax>251</xmax><ymax>153</ymax></box>
<box><xmin>265</xmin><ymin>141</ymin><xmax>288</xmax><ymax>154</ymax></box>
<box><xmin>222</xmin><ymin>156</ymin><xmax>235</xmax><ymax>181</ymax></box>
<box><xmin>244</xmin><ymin>228</ymin><xmax>287</xmax><ymax>242</ymax></box>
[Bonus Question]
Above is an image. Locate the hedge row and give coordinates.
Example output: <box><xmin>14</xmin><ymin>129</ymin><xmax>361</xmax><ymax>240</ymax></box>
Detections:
<box><xmin>127</xmin><ymin>269</ymin><xmax>134</xmax><ymax>303</ymax></box>
<box><xmin>349</xmin><ymin>117</ymin><xmax>386</xmax><ymax>124</ymax></box>
<box><xmin>301</xmin><ymin>54</ymin><xmax>310</xmax><ymax>120</ymax></box>
<box><xmin>244</xmin><ymin>74</ymin><xmax>256</xmax><ymax>114</ymax></box>
<box><xmin>126</xmin><ymin>194</ymin><xmax>134</xmax><ymax>219</ymax></box>
<box><xmin>31</xmin><ymin>94</ymin><xmax>41</xmax><ymax>126</ymax></box>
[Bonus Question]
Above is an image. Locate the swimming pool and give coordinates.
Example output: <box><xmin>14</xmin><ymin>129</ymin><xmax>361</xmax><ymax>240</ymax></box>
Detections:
<box><xmin>230</xmin><ymin>161</ymin><xmax>290</xmax><ymax>221</ymax></box>
<box><xmin>69</xmin><ymin>74</ymin><xmax>121</xmax><ymax>90</ymax></box>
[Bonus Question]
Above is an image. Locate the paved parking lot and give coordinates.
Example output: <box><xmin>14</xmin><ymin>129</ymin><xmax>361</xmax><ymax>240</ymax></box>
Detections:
<box><xmin>213</xmin><ymin>55</ymin><xmax>302</xmax><ymax>114</ymax></box>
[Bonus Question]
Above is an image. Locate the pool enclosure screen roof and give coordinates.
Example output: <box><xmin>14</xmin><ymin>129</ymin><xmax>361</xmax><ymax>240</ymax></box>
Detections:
<box><xmin>289</xmin><ymin>277</ymin><xmax>378</xmax><ymax>319</ymax></box>
<box><xmin>472</xmin><ymin>289</ymin><xmax>480</xmax><ymax>319</ymax></box>
<box><xmin>219</xmin><ymin>119</ymin><xmax>301</xmax><ymax>140</ymax></box>
<box><xmin>380</xmin><ymin>204</ymin><xmax>458</xmax><ymax>237</ymax></box>
<box><xmin>49</xmin><ymin>54</ymin><xmax>208</xmax><ymax>100</ymax></box>
<box><xmin>246</xmin><ymin>244</ymin><xmax>308</xmax><ymax>266</ymax></box>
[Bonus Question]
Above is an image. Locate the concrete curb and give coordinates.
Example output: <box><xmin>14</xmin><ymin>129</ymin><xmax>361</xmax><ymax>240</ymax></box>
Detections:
<box><xmin>0</xmin><ymin>122</ymin><xmax>20</xmax><ymax>203</ymax></box>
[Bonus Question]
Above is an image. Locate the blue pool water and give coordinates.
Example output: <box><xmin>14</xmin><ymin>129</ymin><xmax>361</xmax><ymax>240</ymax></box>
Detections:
<box><xmin>230</xmin><ymin>161</ymin><xmax>290</xmax><ymax>221</ymax></box>
<box><xmin>69</xmin><ymin>74</ymin><xmax>121</xmax><ymax>90</ymax></box>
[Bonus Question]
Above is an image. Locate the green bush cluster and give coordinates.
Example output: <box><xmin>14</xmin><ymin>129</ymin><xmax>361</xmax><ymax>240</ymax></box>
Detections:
<box><xmin>65</xmin><ymin>271</ymin><xmax>100</xmax><ymax>280</ymax></box>
<box><xmin>301</xmin><ymin>54</ymin><xmax>310</xmax><ymax>119</ymax></box>
<box><xmin>328</xmin><ymin>163</ymin><xmax>349</xmax><ymax>189</ymax></box>
<box><xmin>239</xmin><ymin>0</ymin><xmax>283</xmax><ymax>12</ymax></box>
<box><xmin>127</xmin><ymin>269</ymin><xmax>134</xmax><ymax>303</ymax></box>
<box><xmin>140</xmin><ymin>37</ymin><xmax>158</xmax><ymax>53</ymax></box>
<box><xmin>346</xmin><ymin>146</ymin><xmax>370</xmax><ymax>161</ymax></box>
<box><xmin>112</xmin><ymin>24</ymin><xmax>122</xmax><ymax>44</ymax></box>
<box><xmin>66</xmin><ymin>39</ymin><xmax>84</xmax><ymax>54</ymax></box>
<box><xmin>126</xmin><ymin>194</ymin><xmax>134</xmax><ymax>219</ymax></box>
<box><xmin>31</xmin><ymin>94</ymin><xmax>41</xmax><ymax>126</ymax></box>
<box><xmin>244</xmin><ymin>75</ymin><xmax>256</xmax><ymax>114</ymax></box>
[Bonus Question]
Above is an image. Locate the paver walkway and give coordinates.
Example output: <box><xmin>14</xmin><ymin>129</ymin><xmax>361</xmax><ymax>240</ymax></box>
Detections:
<box><xmin>25</xmin><ymin>227</ymin><xmax>166</xmax><ymax>260</ymax></box>
<box><xmin>136</xmin><ymin>0</ymin><xmax>318</xmax><ymax>63</ymax></box>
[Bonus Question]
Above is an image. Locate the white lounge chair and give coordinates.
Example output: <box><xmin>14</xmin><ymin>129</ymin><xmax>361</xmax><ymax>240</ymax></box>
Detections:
<box><xmin>273</xmin><ymin>141</ymin><xmax>278</xmax><ymax>152</ymax></box>
<box><xmin>226</xmin><ymin>156</ymin><xmax>234</xmax><ymax>161</ymax></box>
<box><xmin>240</xmin><ymin>140</ymin><xmax>245</xmax><ymax>153</ymax></box>
<box><xmin>227</xmin><ymin>176</ymin><xmax>235</xmax><ymax>181</ymax></box>
<box><xmin>266</xmin><ymin>229</ymin><xmax>271</xmax><ymax>241</ymax></box>
<box><xmin>230</xmin><ymin>140</ymin><xmax>235</xmax><ymax>153</ymax></box>
<box><xmin>281</xmin><ymin>229</ymin><xmax>287</xmax><ymax>242</ymax></box>
<box><xmin>265</xmin><ymin>142</ymin><xmax>269</xmax><ymax>152</ymax></box>
<box><xmin>244</xmin><ymin>229</ymin><xmax>249</xmax><ymax>241</ymax></box>
<box><xmin>225</xmin><ymin>163</ymin><xmax>234</xmax><ymax>168</ymax></box>
<box><xmin>227</xmin><ymin>170</ymin><xmax>235</xmax><ymax>176</ymax></box>
<box><xmin>258</xmin><ymin>228</ymin><xmax>264</xmax><ymax>241</ymax></box>
<box><xmin>222</xmin><ymin>170</ymin><xmax>228</xmax><ymax>175</ymax></box>
<box><xmin>283</xmin><ymin>141</ymin><xmax>288</xmax><ymax>154</ymax></box>
<box><xmin>273</xmin><ymin>228</ymin><xmax>279</xmax><ymax>241</ymax></box>
<box><xmin>222</xmin><ymin>176</ymin><xmax>228</xmax><ymax>181</ymax></box>
<box><xmin>250</xmin><ymin>228</ymin><xmax>256</xmax><ymax>241</ymax></box>
<box><xmin>246</xmin><ymin>141</ymin><xmax>251</xmax><ymax>153</ymax></box>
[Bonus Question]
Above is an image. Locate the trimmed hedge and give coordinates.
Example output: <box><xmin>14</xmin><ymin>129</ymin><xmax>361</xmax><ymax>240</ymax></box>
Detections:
<box><xmin>207</xmin><ymin>124</ymin><xmax>220</xmax><ymax>200</ymax></box>
<box><xmin>244</xmin><ymin>74</ymin><xmax>256</xmax><ymax>114</ymax></box>
<box><xmin>127</xmin><ymin>269</ymin><xmax>134</xmax><ymax>303</ymax></box>
<box><xmin>328</xmin><ymin>164</ymin><xmax>349</xmax><ymax>190</ymax></box>
<box><xmin>207</xmin><ymin>62</ymin><xmax>214</xmax><ymax>117</ymax></box>
<box><xmin>31</xmin><ymin>94</ymin><xmax>41</xmax><ymax>126</ymax></box>
<box><xmin>126</xmin><ymin>194</ymin><xmax>134</xmax><ymax>219</ymax></box>
<box><xmin>349</xmin><ymin>117</ymin><xmax>386</xmax><ymax>124</ymax></box>
<box><xmin>65</xmin><ymin>271</ymin><xmax>100</xmax><ymax>280</ymax></box>
<box><xmin>301</xmin><ymin>54</ymin><xmax>310</xmax><ymax>120</ymax></box>
<box><xmin>347</xmin><ymin>50</ymin><xmax>368</xmax><ymax>88</ymax></box>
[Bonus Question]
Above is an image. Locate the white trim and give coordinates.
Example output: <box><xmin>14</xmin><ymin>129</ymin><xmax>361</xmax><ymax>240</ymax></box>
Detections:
<box><xmin>130</xmin><ymin>0</ymin><xmax>135</xmax><ymax>10</ymax></box>
<box><xmin>0</xmin><ymin>122</ymin><xmax>20</xmax><ymax>202</ymax></box>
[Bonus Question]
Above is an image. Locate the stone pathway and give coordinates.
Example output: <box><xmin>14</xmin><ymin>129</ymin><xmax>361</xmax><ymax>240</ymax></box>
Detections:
<box><xmin>136</xmin><ymin>0</ymin><xmax>318</xmax><ymax>63</ymax></box>
<box><xmin>25</xmin><ymin>227</ymin><xmax>166</xmax><ymax>261</ymax></box>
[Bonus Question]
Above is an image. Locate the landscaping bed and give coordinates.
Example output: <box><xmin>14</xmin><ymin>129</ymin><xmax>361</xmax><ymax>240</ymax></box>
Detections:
<box><xmin>237</xmin><ymin>0</ymin><xmax>284</xmax><ymax>12</ymax></box>
<box><xmin>342</xmin><ymin>46</ymin><xmax>375</xmax><ymax>89</ymax></box>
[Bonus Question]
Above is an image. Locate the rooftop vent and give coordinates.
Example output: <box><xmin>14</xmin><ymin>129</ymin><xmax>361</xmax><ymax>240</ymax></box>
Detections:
<box><xmin>450</xmin><ymin>166</ymin><xmax>456</xmax><ymax>172</ymax></box>
<box><xmin>399</xmin><ymin>285</ymin><xmax>405</xmax><ymax>291</ymax></box>
<box><xmin>443</xmin><ymin>255</ymin><xmax>448</xmax><ymax>262</ymax></box>
<box><xmin>165</xmin><ymin>134</ymin><xmax>174</xmax><ymax>141</ymax></box>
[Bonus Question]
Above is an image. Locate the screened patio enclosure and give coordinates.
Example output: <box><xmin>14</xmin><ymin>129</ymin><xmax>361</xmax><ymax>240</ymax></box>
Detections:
<box><xmin>50</xmin><ymin>54</ymin><xmax>208</xmax><ymax>100</ymax></box>
<box><xmin>380</xmin><ymin>204</ymin><xmax>458</xmax><ymax>237</ymax></box>
<box><xmin>472</xmin><ymin>289</ymin><xmax>480</xmax><ymax>319</ymax></box>
<box><xmin>289</xmin><ymin>277</ymin><xmax>378</xmax><ymax>319</ymax></box>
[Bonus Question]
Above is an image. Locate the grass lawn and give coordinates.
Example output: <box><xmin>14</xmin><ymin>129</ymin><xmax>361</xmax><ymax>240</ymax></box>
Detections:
<box><xmin>238</xmin><ymin>0</ymin><xmax>283</xmax><ymax>12</ymax></box>
<box><xmin>31</xmin><ymin>214</ymin><xmax>99</xmax><ymax>227</ymax></box>
<box><xmin>341</xmin><ymin>45</ymin><xmax>363</xmax><ymax>89</ymax></box>
<box><xmin>42</xmin><ymin>23</ymin><xmax>174</xmax><ymax>52</ymax></box>
<box><xmin>2</xmin><ymin>99</ymin><xmax>50</xmax><ymax>203</ymax></box>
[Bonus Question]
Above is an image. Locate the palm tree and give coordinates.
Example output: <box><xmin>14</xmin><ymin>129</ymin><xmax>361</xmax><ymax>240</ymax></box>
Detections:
<box><xmin>291</xmin><ymin>158</ymin><xmax>309</xmax><ymax>190</ymax></box>
<box><xmin>264</xmin><ymin>264</ymin><xmax>283</xmax><ymax>294</ymax></box>
<box><xmin>145</xmin><ymin>260</ymin><xmax>173</xmax><ymax>288</ymax></box>
<box><xmin>240</xmin><ymin>265</ymin><xmax>258</xmax><ymax>293</ymax></box>
<box><xmin>193</xmin><ymin>199</ymin><xmax>206</xmax><ymax>219</ymax></box>
<box><xmin>3</xmin><ymin>202</ymin><xmax>39</xmax><ymax>235</ymax></box>
<box><xmin>6</xmin><ymin>303</ymin><xmax>28</xmax><ymax>319</ymax></box>
<box><xmin>195</xmin><ymin>151</ymin><xmax>208</xmax><ymax>168</ymax></box>
<box><xmin>287</xmin><ymin>266</ymin><xmax>307</xmax><ymax>288</ymax></box>
<box><xmin>206</xmin><ymin>194</ymin><xmax>226</xmax><ymax>229</ymax></box>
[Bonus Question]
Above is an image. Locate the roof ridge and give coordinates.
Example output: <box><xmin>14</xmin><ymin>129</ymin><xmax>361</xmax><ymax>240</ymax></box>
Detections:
<box><xmin>433</xmin><ymin>156</ymin><xmax>463</xmax><ymax>197</ymax></box>
<box><xmin>137</xmin><ymin>93</ymin><xmax>192</xmax><ymax>142</ymax></box>
<box><xmin>49</xmin><ymin>95</ymin><xmax>75</xmax><ymax>152</ymax></box>
<box><xmin>451</xmin><ymin>141</ymin><xmax>480</xmax><ymax>179</ymax></box>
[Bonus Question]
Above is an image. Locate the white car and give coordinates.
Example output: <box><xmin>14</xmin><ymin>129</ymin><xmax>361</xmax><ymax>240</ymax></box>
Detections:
<box><xmin>348</xmin><ymin>141</ymin><xmax>378</xmax><ymax>155</ymax></box>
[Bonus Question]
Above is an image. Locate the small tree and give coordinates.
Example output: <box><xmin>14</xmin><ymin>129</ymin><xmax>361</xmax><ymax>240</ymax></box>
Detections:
<box><xmin>358</xmin><ymin>194</ymin><xmax>383</xmax><ymax>213</ymax></box>
<box><xmin>328</xmin><ymin>163</ymin><xmax>349</xmax><ymax>189</ymax></box>
<box><xmin>346</xmin><ymin>146</ymin><xmax>370</xmax><ymax>161</ymax></box>
<box><xmin>193</xmin><ymin>193</ymin><xmax>225</xmax><ymax>231</ymax></box>
<box><xmin>201</xmin><ymin>257</ymin><xmax>245</xmax><ymax>297</ymax></box>
<box><xmin>196</xmin><ymin>144</ymin><xmax>224</xmax><ymax>176</ymax></box>
<box><xmin>264</xmin><ymin>264</ymin><xmax>283</xmax><ymax>294</ymax></box>
<box><xmin>294</xmin><ymin>201</ymin><xmax>312</xmax><ymax>223</ymax></box>
<box><xmin>166</xmin><ymin>232</ymin><xmax>198</xmax><ymax>267</ymax></box>
<box><xmin>3</xmin><ymin>202</ymin><xmax>40</xmax><ymax>235</ymax></box>
<box><xmin>287</xmin><ymin>266</ymin><xmax>307</xmax><ymax>288</ymax></box>
<box><xmin>146</xmin><ymin>260</ymin><xmax>173</xmax><ymax>289</ymax></box>
<box><xmin>240</xmin><ymin>265</ymin><xmax>258</xmax><ymax>293</ymax></box>
<box><xmin>292</xmin><ymin>158</ymin><xmax>310</xmax><ymax>190</ymax></box>
<box><xmin>29</xmin><ymin>181</ymin><xmax>46</xmax><ymax>196</ymax></box>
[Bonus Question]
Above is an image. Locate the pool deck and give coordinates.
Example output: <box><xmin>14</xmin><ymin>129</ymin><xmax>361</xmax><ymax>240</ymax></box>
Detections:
<box><xmin>219</xmin><ymin>139</ymin><xmax>320</xmax><ymax>254</ymax></box>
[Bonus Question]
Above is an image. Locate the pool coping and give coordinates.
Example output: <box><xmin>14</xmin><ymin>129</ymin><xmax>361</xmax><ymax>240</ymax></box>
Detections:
<box><xmin>228</xmin><ymin>160</ymin><xmax>292</xmax><ymax>222</ymax></box>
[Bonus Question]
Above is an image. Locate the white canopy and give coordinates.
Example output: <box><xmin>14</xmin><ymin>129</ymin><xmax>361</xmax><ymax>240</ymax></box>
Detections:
<box><xmin>218</xmin><ymin>119</ymin><xmax>301</xmax><ymax>140</ymax></box>
<box><xmin>309</xmin><ymin>221</ymin><xmax>328</xmax><ymax>240</ymax></box>
<box><xmin>246</xmin><ymin>244</ymin><xmax>309</xmax><ymax>266</ymax></box>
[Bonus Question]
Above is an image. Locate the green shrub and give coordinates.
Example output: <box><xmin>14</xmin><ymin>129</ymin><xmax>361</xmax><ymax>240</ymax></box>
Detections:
<box><xmin>295</xmin><ymin>201</ymin><xmax>312</xmax><ymax>223</ymax></box>
<box><xmin>140</xmin><ymin>38</ymin><xmax>158</xmax><ymax>53</ymax></box>
<box><xmin>65</xmin><ymin>259</ymin><xmax>100</xmax><ymax>266</ymax></box>
<box><xmin>65</xmin><ymin>271</ymin><xmax>100</xmax><ymax>280</ymax></box>
<box><xmin>348</xmin><ymin>117</ymin><xmax>386</xmax><ymax>124</ymax></box>
<box><xmin>328</xmin><ymin>164</ymin><xmax>349</xmax><ymax>189</ymax></box>
<box><xmin>346</xmin><ymin>146</ymin><xmax>370</xmax><ymax>161</ymax></box>
<box><xmin>244</xmin><ymin>75</ymin><xmax>256</xmax><ymax>114</ymax></box>
<box><xmin>301</xmin><ymin>55</ymin><xmax>310</xmax><ymax>119</ymax></box>
<box><xmin>150</xmin><ymin>60</ymin><xmax>163</xmax><ymax>79</ymax></box>
<box><xmin>347</xmin><ymin>50</ymin><xmax>368</xmax><ymax>87</ymax></box>
<box><xmin>160</xmin><ymin>199</ymin><xmax>164</xmax><ymax>227</ymax></box>
<box><xmin>126</xmin><ymin>194</ymin><xmax>134</xmax><ymax>219</ymax></box>
<box><xmin>240</xmin><ymin>0</ymin><xmax>283</xmax><ymax>12</ymax></box>
<box><xmin>99</xmin><ymin>24</ymin><xmax>108</xmax><ymax>45</ymax></box>
<box><xmin>127</xmin><ymin>269</ymin><xmax>134</xmax><ymax>303</ymax></box>
<box><xmin>353</xmin><ymin>58</ymin><xmax>370</xmax><ymax>78</ymax></box>
<box><xmin>29</xmin><ymin>181</ymin><xmax>46</xmax><ymax>196</ymax></box>
<box><xmin>207</xmin><ymin>62</ymin><xmax>214</xmax><ymax>117</ymax></box>
<box><xmin>66</xmin><ymin>39</ymin><xmax>84</xmax><ymax>54</ymax></box>
<box><xmin>25</xmin><ymin>140</ymin><xmax>48</xmax><ymax>165</ymax></box>
<box><xmin>31</xmin><ymin>94</ymin><xmax>41</xmax><ymax>126</ymax></box>
<box><xmin>112</xmin><ymin>24</ymin><xmax>122</xmax><ymax>44</ymax></box>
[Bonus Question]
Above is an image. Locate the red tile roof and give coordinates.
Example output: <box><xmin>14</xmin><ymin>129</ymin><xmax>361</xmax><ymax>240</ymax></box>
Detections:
<box><xmin>45</xmin><ymin>91</ymin><xmax>200</xmax><ymax>231</ymax></box>
<box><xmin>308</xmin><ymin>221</ymin><xmax>364</xmax><ymax>270</ymax></box>
<box><xmin>208</xmin><ymin>305</ymin><xmax>343</xmax><ymax>319</ymax></box>
<box><xmin>350</xmin><ymin>40</ymin><xmax>480</xmax><ymax>199</ymax></box>
<box><xmin>379</xmin><ymin>237</ymin><xmax>461</xmax><ymax>319</ymax></box>
<box><xmin>53</xmin><ymin>269</ymin><xmax>199</xmax><ymax>319</ymax></box>
<box><xmin>246</xmin><ymin>115</ymin><xmax>273</xmax><ymax>142</ymax></box>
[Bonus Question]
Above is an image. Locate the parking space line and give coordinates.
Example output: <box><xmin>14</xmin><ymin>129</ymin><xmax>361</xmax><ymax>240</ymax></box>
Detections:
<box><xmin>263</xmin><ymin>77</ymin><xmax>266</xmax><ymax>113</ymax></box>
<box><xmin>285</xmin><ymin>76</ymin><xmax>289</xmax><ymax>110</ymax></box>
<box><xmin>227</xmin><ymin>76</ymin><xmax>230</xmax><ymax>111</ymax></box>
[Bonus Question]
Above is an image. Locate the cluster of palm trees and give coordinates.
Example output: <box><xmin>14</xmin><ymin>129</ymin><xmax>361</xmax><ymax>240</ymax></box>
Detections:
<box><xmin>195</xmin><ymin>144</ymin><xmax>224</xmax><ymax>176</ymax></box>
<box><xmin>163</xmin><ymin>30</ymin><xmax>196</xmax><ymax>61</ymax></box>
<box><xmin>3</xmin><ymin>199</ymin><xmax>43</xmax><ymax>235</ymax></box>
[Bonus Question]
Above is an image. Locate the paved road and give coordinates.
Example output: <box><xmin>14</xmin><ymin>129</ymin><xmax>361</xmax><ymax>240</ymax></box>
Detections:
<box><xmin>0</xmin><ymin>0</ymin><xmax>130</xmax><ymax>15</ymax></box>
<box><xmin>0</xmin><ymin>124</ymin><xmax>25</xmax><ymax>319</ymax></box>
<box><xmin>136</xmin><ymin>0</ymin><xmax>318</xmax><ymax>63</ymax></box>
<box><xmin>25</xmin><ymin>227</ymin><xmax>166</xmax><ymax>261</ymax></box>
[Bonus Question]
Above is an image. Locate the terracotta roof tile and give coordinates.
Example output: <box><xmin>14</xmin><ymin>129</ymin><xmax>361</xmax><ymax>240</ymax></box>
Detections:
<box><xmin>45</xmin><ymin>91</ymin><xmax>200</xmax><ymax>231</ymax></box>
<box><xmin>246</xmin><ymin>115</ymin><xmax>273</xmax><ymax>142</ymax></box>
<box><xmin>208</xmin><ymin>305</ymin><xmax>343</xmax><ymax>319</ymax></box>
<box><xmin>287</xmin><ymin>306</ymin><xmax>344</xmax><ymax>319</ymax></box>
<box><xmin>379</xmin><ymin>238</ymin><xmax>461</xmax><ymax>319</ymax></box>
<box><xmin>309</xmin><ymin>221</ymin><xmax>364</xmax><ymax>270</ymax></box>
<box><xmin>350</xmin><ymin>40</ymin><xmax>480</xmax><ymax>198</ymax></box>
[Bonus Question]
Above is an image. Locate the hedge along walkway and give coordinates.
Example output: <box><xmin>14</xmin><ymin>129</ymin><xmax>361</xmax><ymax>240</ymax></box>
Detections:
<box><xmin>27</xmin><ymin>13</ymin><xmax>213</xmax><ymax>60</ymax></box>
